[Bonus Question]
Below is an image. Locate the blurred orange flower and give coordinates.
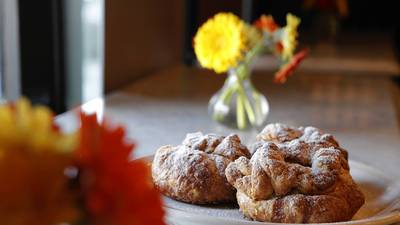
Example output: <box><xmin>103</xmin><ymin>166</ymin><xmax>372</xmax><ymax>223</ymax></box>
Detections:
<box><xmin>254</xmin><ymin>15</ymin><xmax>278</xmax><ymax>32</ymax></box>
<box><xmin>76</xmin><ymin>113</ymin><xmax>165</xmax><ymax>225</ymax></box>
<box><xmin>0</xmin><ymin>99</ymin><xmax>80</xmax><ymax>225</ymax></box>
<box><xmin>0</xmin><ymin>99</ymin><xmax>166</xmax><ymax>225</ymax></box>
<box><xmin>274</xmin><ymin>48</ymin><xmax>309</xmax><ymax>84</ymax></box>
<box><xmin>0</xmin><ymin>150</ymin><xmax>81</xmax><ymax>225</ymax></box>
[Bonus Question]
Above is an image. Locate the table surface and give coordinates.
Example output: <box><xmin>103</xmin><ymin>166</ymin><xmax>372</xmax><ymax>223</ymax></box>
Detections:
<box><xmin>56</xmin><ymin>65</ymin><xmax>400</xmax><ymax>224</ymax></box>
<box><xmin>56</xmin><ymin>65</ymin><xmax>400</xmax><ymax>179</ymax></box>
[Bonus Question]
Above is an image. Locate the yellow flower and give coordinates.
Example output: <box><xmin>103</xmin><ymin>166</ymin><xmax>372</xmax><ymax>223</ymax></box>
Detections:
<box><xmin>243</xmin><ymin>23</ymin><xmax>262</xmax><ymax>51</ymax></box>
<box><xmin>194</xmin><ymin>13</ymin><xmax>249</xmax><ymax>73</ymax></box>
<box><xmin>282</xmin><ymin>13</ymin><xmax>300</xmax><ymax>60</ymax></box>
<box><xmin>0</xmin><ymin>98</ymin><xmax>77</xmax><ymax>154</ymax></box>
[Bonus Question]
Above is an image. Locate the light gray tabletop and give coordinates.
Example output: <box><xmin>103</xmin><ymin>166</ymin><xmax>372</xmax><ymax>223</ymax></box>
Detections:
<box><xmin>56</xmin><ymin>66</ymin><xmax>400</xmax><ymax>179</ymax></box>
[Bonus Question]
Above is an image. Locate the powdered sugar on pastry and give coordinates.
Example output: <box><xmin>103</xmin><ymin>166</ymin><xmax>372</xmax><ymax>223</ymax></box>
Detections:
<box><xmin>152</xmin><ymin>132</ymin><xmax>250</xmax><ymax>204</ymax></box>
<box><xmin>226</xmin><ymin>123</ymin><xmax>364</xmax><ymax>223</ymax></box>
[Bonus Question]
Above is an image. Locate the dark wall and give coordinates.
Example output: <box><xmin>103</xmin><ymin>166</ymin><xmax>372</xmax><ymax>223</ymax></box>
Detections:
<box><xmin>194</xmin><ymin>0</ymin><xmax>399</xmax><ymax>31</ymax></box>
<box><xmin>105</xmin><ymin>0</ymin><xmax>184</xmax><ymax>92</ymax></box>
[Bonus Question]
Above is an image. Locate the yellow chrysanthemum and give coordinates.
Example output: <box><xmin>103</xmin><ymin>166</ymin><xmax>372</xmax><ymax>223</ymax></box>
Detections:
<box><xmin>194</xmin><ymin>13</ymin><xmax>249</xmax><ymax>73</ymax></box>
<box><xmin>282</xmin><ymin>13</ymin><xmax>300</xmax><ymax>60</ymax></box>
<box><xmin>0</xmin><ymin>98</ymin><xmax>77</xmax><ymax>153</ymax></box>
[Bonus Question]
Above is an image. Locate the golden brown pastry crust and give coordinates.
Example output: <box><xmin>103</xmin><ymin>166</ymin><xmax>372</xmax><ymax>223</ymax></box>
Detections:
<box><xmin>152</xmin><ymin>132</ymin><xmax>250</xmax><ymax>204</ymax></box>
<box><xmin>226</xmin><ymin>124</ymin><xmax>365</xmax><ymax>223</ymax></box>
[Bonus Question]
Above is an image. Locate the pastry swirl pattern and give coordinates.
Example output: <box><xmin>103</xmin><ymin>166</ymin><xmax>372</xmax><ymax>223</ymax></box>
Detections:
<box><xmin>226</xmin><ymin>123</ymin><xmax>365</xmax><ymax>223</ymax></box>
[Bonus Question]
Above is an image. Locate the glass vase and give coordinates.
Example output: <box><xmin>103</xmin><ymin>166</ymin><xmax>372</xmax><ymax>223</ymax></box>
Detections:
<box><xmin>208</xmin><ymin>64</ymin><xmax>269</xmax><ymax>130</ymax></box>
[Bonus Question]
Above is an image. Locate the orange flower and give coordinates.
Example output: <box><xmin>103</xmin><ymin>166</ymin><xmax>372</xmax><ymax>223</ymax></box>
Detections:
<box><xmin>0</xmin><ymin>150</ymin><xmax>80</xmax><ymax>225</ymax></box>
<box><xmin>254</xmin><ymin>15</ymin><xmax>279</xmax><ymax>32</ymax></box>
<box><xmin>275</xmin><ymin>42</ymin><xmax>284</xmax><ymax>54</ymax></box>
<box><xmin>0</xmin><ymin>99</ymin><xmax>80</xmax><ymax>225</ymax></box>
<box><xmin>274</xmin><ymin>48</ymin><xmax>309</xmax><ymax>84</ymax></box>
<box><xmin>76</xmin><ymin>113</ymin><xmax>165</xmax><ymax>225</ymax></box>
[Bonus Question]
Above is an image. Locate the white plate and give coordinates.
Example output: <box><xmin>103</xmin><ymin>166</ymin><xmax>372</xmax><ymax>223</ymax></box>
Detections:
<box><xmin>141</xmin><ymin>156</ymin><xmax>400</xmax><ymax>225</ymax></box>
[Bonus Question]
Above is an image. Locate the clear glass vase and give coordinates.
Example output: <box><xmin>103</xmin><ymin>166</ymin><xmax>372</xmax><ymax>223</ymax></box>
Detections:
<box><xmin>208</xmin><ymin>65</ymin><xmax>269</xmax><ymax>130</ymax></box>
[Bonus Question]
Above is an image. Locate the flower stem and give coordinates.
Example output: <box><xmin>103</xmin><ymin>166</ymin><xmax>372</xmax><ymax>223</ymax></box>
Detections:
<box><xmin>211</xmin><ymin>80</ymin><xmax>236</xmax><ymax>122</ymax></box>
<box><xmin>211</xmin><ymin>63</ymin><xmax>259</xmax><ymax>130</ymax></box>
<box><xmin>233</xmin><ymin>66</ymin><xmax>256</xmax><ymax>128</ymax></box>
<box><xmin>253</xmin><ymin>92</ymin><xmax>262</xmax><ymax>121</ymax></box>
<box><xmin>243</xmin><ymin>92</ymin><xmax>255</xmax><ymax>124</ymax></box>
<box><xmin>236</xmin><ymin>93</ymin><xmax>246</xmax><ymax>129</ymax></box>
<box><xmin>220</xmin><ymin>84</ymin><xmax>235</xmax><ymax>105</ymax></box>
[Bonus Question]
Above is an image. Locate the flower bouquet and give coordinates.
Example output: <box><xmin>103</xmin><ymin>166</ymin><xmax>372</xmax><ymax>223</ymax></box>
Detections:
<box><xmin>0</xmin><ymin>99</ymin><xmax>165</xmax><ymax>225</ymax></box>
<box><xmin>194</xmin><ymin>13</ymin><xmax>308</xmax><ymax>130</ymax></box>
